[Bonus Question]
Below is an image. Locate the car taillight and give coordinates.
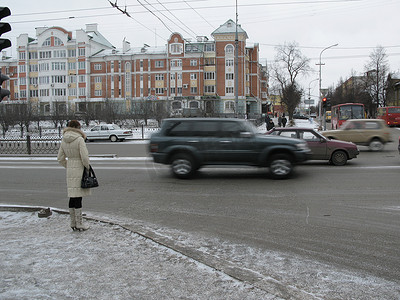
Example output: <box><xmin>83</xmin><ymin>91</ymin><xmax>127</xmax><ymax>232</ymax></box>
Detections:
<box><xmin>149</xmin><ymin>143</ymin><xmax>158</xmax><ymax>153</ymax></box>
<box><xmin>123</xmin><ymin>131</ymin><xmax>132</xmax><ymax>134</ymax></box>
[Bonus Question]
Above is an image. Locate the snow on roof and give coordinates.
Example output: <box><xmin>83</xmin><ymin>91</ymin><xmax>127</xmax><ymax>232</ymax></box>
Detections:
<box><xmin>86</xmin><ymin>30</ymin><xmax>114</xmax><ymax>49</ymax></box>
<box><xmin>211</xmin><ymin>19</ymin><xmax>248</xmax><ymax>39</ymax></box>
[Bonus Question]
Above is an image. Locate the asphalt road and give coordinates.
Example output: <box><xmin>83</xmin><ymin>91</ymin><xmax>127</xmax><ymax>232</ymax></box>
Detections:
<box><xmin>1</xmin><ymin>129</ymin><xmax>400</xmax><ymax>290</ymax></box>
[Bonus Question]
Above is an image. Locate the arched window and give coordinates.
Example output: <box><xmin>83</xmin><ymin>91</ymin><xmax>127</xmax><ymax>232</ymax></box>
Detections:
<box><xmin>42</xmin><ymin>38</ymin><xmax>51</xmax><ymax>47</ymax></box>
<box><xmin>225</xmin><ymin>100</ymin><xmax>235</xmax><ymax>113</ymax></box>
<box><xmin>189</xmin><ymin>101</ymin><xmax>199</xmax><ymax>109</ymax></box>
<box><xmin>225</xmin><ymin>44</ymin><xmax>234</xmax><ymax>55</ymax></box>
<box><xmin>172</xmin><ymin>101</ymin><xmax>182</xmax><ymax>109</ymax></box>
<box><xmin>54</xmin><ymin>37</ymin><xmax>63</xmax><ymax>46</ymax></box>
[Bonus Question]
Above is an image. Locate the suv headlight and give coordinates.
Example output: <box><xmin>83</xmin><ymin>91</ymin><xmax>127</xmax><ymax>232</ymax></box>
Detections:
<box><xmin>296</xmin><ymin>142</ymin><xmax>310</xmax><ymax>151</ymax></box>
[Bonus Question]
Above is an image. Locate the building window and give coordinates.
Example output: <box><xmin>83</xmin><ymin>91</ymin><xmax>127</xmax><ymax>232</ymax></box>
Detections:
<box><xmin>190</xmin><ymin>87</ymin><xmax>197</xmax><ymax>94</ymax></box>
<box><xmin>226</xmin><ymin>59</ymin><xmax>234</xmax><ymax>67</ymax></box>
<box><xmin>204</xmin><ymin>85</ymin><xmax>215</xmax><ymax>93</ymax></box>
<box><xmin>39</xmin><ymin>89</ymin><xmax>49</xmax><ymax>97</ymax></box>
<box><xmin>170</xmin><ymin>73</ymin><xmax>176</xmax><ymax>80</ymax></box>
<box><xmin>155</xmin><ymin>88</ymin><xmax>164</xmax><ymax>94</ymax></box>
<box><xmin>69</xmin><ymin>88</ymin><xmax>77</xmax><ymax>96</ymax></box>
<box><xmin>155</xmin><ymin>74</ymin><xmax>164</xmax><ymax>81</ymax></box>
<box><xmin>177</xmin><ymin>87</ymin><xmax>182</xmax><ymax>95</ymax></box>
<box><xmin>170</xmin><ymin>43</ymin><xmax>183</xmax><ymax>54</ymax></box>
<box><xmin>52</xmin><ymin>75</ymin><xmax>66</xmax><ymax>83</ymax></box>
<box><xmin>79</xmin><ymin>88</ymin><xmax>86</xmax><ymax>96</ymax></box>
<box><xmin>53</xmin><ymin>50</ymin><xmax>66</xmax><ymax>58</ymax></box>
<box><xmin>172</xmin><ymin>101</ymin><xmax>182</xmax><ymax>109</ymax></box>
<box><xmin>94</xmin><ymin>90</ymin><xmax>102</xmax><ymax>96</ymax></box>
<box><xmin>78</xmin><ymin>61</ymin><xmax>86</xmax><ymax>69</ymax></box>
<box><xmin>225</xmin><ymin>44</ymin><xmax>234</xmax><ymax>54</ymax></box>
<box><xmin>190</xmin><ymin>73</ymin><xmax>197</xmax><ymax>80</ymax></box>
<box><xmin>79</xmin><ymin>75</ymin><xmax>85</xmax><ymax>83</ymax></box>
<box><xmin>54</xmin><ymin>37</ymin><xmax>63</xmax><ymax>46</ymax></box>
<box><xmin>190</xmin><ymin>59</ymin><xmax>197</xmax><ymax>66</ymax></box>
<box><xmin>171</xmin><ymin>59</ymin><xmax>182</xmax><ymax>68</ymax></box>
<box><xmin>19</xmin><ymin>52</ymin><xmax>26</xmax><ymax>60</ymax></box>
<box><xmin>189</xmin><ymin>101</ymin><xmax>199</xmax><ymax>108</ymax></box>
<box><xmin>94</xmin><ymin>63</ymin><xmax>102</xmax><ymax>70</ymax></box>
<box><xmin>226</xmin><ymin>87</ymin><xmax>234</xmax><ymax>94</ymax></box>
<box><xmin>78</xmin><ymin>48</ymin><xmax>85</xmax><ymax>56</ymax></box>
<box><xmin>226</xmin><ymin>73</ymin><xmax>234</xmax><ymax>80</ymax></box>
<box><xmin>204</xmin><ymin>72</ymin><xmax>215</xmax><ymax>80</ymax></box>
<box><xmin>205</xmin><ymin>58</ymin><xmax>215</xmax><ymax>66</ymax></box>
<box><xmin>68</xmin><ymin>62</ymin><xmax>76</xmax><ymax>70</ymax></box>
<box><xmin>19</xmin><ymin>65</ymin><xmax>26</xmax><ymax>73</ymax></box>
<box><xmin>155</xmin><ymin>60</ymin><xmax>164</xmax><ymax>68</ymax></box>
<box><xmin>39</xmin><ymin>63</ymin><xmax>49</xmax><ymax>72</ymax></box>
<box><xmin>225</xmin><ymin>101</ymin><xmax>235</xmax><ymax>112</ymax></box>
<box><xmin>39</xmin><ymin>51</ymin><xmax>51</xmax><ymax>59</ymax></box>
<box><xmin>125</xmin><ymin>62</ymin><xmax>131</xmax><ymax>95</ymax></box>
<box><xmin>94</xmin><ymin>76</ymin><xmax>102</xmax><ymax>83</ymax></box>
<box><xmin>69</xmin><ymin>75</ymin><xmax>76</xmax><ymax>83</ymax></box>
<box><xmin>28</xmin><ymin>52</ymin><xmax>38</xmax><ymax>59</ymax></box>
<box><xmin>29</xmin><ymin>64</ymin><xmax>38</xmax><ymax>72</ymax></box>
<box><xmin>170</xmin><ymin>87</ymin><xmax>176</xmax><ymax>94</ymax></box>
<box><xmin>52</xmin><ymin>62</ymin><xmax>66</xmax><ymax>71</ymax></box>
<box><xmin>68</xmin><ymin>49</ymin><xmax>76</xmax><ymax>57</ymax></box>
<box><xmin>42</xmin><ymin>38</ymin><xmax>51</xmax><ymax>47</ymax></box>
<box><xmin>205</xmin><ymin>44</ymin><xmax>215</xmax><ymax>52</ymax></box>
<box><xmin>39</xmin><ymin>76</ymin><xmax>50</xmax><ymax>84</ymax></box>
<box><xmin>52</xmin><ymin>88</ymin><xmax>66</xmax><ymax>96</ymax></box>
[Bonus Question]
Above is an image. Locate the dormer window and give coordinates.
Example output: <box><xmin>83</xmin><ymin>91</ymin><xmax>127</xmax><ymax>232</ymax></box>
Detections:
<box><xmin>225</xmin><ymin>44</ymin><xmax>234</xmax><ymax>54</ymax></box>
<box><xmin>170</xmin><ymin>43</ymin><xmax>183</xmax><ymax>55</ymax></box>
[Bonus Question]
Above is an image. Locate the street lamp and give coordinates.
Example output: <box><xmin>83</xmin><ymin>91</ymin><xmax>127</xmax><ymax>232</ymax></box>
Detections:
<box><xmin>308</xmin><ymin>78</ymin><xmax>319</xmax><ymax>116</ymax></box>
<box><xmin>317</xmin><ymin>43</ymin><xmax>338</xmax><ymax>128</ymax></box>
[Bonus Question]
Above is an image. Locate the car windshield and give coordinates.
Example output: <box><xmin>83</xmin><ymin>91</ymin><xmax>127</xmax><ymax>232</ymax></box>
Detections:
<box><xmin>242</xmin><ymin>121</ymin><xmax>258</xmax><ymax>134</ymax></box>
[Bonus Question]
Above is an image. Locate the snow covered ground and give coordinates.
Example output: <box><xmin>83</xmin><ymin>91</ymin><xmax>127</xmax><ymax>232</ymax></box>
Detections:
<box><xmin>1</xmin><ymin>207</ymin><xmax>399</xmax><ymax>300</ymax></box>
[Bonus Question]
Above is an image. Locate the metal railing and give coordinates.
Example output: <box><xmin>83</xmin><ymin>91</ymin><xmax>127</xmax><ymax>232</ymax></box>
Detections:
<box><xmin>0</xmin><ymin>135</ymin><xmax>62</xmax><ymax>155</ymax></box>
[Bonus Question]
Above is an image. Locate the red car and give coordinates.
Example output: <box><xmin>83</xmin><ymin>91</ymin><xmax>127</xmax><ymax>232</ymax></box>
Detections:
<box><xmin>266</xmin><ymin>127</ymin><xmax>359</xmax><ymax>166</ymax></box>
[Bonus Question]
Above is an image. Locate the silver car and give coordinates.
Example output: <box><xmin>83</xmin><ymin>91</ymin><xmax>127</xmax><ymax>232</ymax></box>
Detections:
<box><xmin>85</xmin><ymin>124</ymin><xmax>132</xmax><ymax>142</ymax></box>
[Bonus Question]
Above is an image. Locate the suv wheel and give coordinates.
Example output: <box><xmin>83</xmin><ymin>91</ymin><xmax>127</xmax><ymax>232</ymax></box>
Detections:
<box><xmin>171</xmin><ymin>153</ymin><xmax>196</xmax><ymax>179</ymax></box>
<box><xmin>369</xmin><ymin>138</ymin><xmax>383</xmax><ymax>151</ymax></box>
<box><xmin>269</xmin><ymin>154</ymin><xmax>293</xmax><ymax>179</ymax></box>
<box><xmin>331</xmin><ymin>150</ymin><xmax>347</xmax><ymax>166</ymax></box>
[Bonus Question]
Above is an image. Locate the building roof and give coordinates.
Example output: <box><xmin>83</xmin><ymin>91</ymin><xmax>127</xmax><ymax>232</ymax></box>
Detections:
<box><xmin>211</xmin><ymin>19</ymin><xmax>248</xmax><ymax>38</ymax></box>
<box><xmin>86</xmin><ymin>29</ymin><xmax>114</xmax><ymax>49</ymax></box>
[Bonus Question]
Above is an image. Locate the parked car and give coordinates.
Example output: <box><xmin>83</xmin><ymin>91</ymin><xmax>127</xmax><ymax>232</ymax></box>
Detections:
<box><xmin>266</xmin><ymin>127</ymin><xmax>359</xmax><ymax>165</ymax></box>
<box><xmin>149</xmin><ymin>118</ymin><xmax>311</xmax><ymax>179</ymax></box>
<box><xmin>321</xmin><ymin>119</ymin><xmax>392</xmax><ymax>151</ymax></box>
<box><xmin>84</xmin><ymin>124</ymin><xmax>132</xmax><ymax>142</ymax></box>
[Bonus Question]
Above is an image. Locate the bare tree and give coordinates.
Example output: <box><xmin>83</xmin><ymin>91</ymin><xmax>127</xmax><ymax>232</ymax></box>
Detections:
<box><xmin>364</xmin><ymin>46</ymin><xmax>389</xmax><ymax>113</ymax></box>
<box><xmin>0</xmin><ymin>103</ymin><xmax>15</xmax><ymax>137</ymax></box>
<box><xmin>271</xmin><ymin>42</ymin><xmax>311</xmax><ymax>120</ymax></box>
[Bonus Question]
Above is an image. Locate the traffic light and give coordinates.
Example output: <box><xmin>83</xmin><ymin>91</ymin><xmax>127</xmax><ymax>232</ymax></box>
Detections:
<box><xmin>322</xmin><ymin>97</ymin><xmax>327</xmax><ymax>109</ymax></box>
<box><xmin>326</xmin><ymin>97</ymin><xmax>331</xmax><ymax>109</ymax></box>
<box><xmin>0</xmin><ymin>7</ymin><xmax>11</xmax><ymax>52</ymax></box>
<box><xmin>0</xmin><ymin>71</ymin><xmax>10</xmax><ymax>101</ymax></box>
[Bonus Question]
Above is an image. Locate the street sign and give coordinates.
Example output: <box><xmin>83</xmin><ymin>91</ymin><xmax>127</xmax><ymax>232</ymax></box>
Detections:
<box><xmin>304</xmin><ymin>100</ymin><xmax>314</xmax><ymax>105</ymax></box>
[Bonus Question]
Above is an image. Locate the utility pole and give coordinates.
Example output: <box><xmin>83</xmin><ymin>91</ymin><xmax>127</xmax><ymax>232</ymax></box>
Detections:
<box><xmin>234</xmin><ymin>0</ymin><xmax>239</xmax><ymax>117</ymax></box>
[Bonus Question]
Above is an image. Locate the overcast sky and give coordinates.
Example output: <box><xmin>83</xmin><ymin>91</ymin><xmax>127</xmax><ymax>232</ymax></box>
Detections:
<box><xmin>2</xmin><ymin>0</ymin><xmax>399</xmax><ymax>101</ymax></box>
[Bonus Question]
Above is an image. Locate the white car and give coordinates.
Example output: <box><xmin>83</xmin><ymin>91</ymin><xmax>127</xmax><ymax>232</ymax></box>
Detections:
<box><xmin>84</xmin><ymin>124</ymin><xmax>132</xmax><ymax>142</ymax></box>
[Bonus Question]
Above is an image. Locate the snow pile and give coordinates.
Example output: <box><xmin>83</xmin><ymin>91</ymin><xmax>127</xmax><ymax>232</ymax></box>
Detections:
<box><xmin>0</xmin><ymin>211</ymin><xmax>276</xmax><ymax>300</ymax></box>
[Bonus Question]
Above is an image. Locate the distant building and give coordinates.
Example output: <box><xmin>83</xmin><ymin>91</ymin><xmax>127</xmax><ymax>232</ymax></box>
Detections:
<box><xmin>0</xmin><ymin>20</ymin><xmax>268</xmax><ymax>118</ymax></box>
<box><xmin>386</xmin><ymin>73</ymin><xmax>400</xmax><ymax>106</ymax></box>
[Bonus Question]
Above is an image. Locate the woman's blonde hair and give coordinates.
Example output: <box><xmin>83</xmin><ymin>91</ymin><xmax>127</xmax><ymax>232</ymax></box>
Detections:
<box><xmin>67</xmin><ymin>120</ymin><xmax>81</xmax><ymax>129</ymax></box>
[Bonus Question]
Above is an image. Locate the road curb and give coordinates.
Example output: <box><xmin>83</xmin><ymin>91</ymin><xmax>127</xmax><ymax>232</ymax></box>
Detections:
<box><xmin>0</xmin><ymin>205</ymin><xmax>317</xmax><ymax>300</ymax></box>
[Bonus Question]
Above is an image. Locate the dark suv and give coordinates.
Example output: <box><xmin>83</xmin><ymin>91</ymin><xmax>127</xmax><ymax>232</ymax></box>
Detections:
<box><xmin>149</xmin><ymin>118</ymin><xmax>311</xmax><ymax>179</ymax></box>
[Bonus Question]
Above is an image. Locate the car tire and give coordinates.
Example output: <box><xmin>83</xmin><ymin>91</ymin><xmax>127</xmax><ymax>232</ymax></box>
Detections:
<box><xmin>269</xmin><ymin>154</ymin><xmax>293</xmax><ymax>179</ymax></box>
<box><xmin>330</xmin><ymin>150</ymin><xmax>347</xmax><ymax>166</ymax></box>
<box><xmin>110</xmin><ymin>135</ymin><xmax>118</xmax><ymax>142</ymax></box>
<box><xmin>170</xmin><ymin>153</ymin><xmax>196</xmax><ymax>179</ymax></box>
<box><xmin>369</xmin><ymin>138</ymin><xmax>384</xmax><ymax>151</ymax></box>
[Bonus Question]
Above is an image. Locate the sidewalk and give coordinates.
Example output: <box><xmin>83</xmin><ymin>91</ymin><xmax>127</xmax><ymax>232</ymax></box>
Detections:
<box><xmin>0</xmin><ymin>206</ymin><xmax>279</xmax><ymax>300</ymax></box>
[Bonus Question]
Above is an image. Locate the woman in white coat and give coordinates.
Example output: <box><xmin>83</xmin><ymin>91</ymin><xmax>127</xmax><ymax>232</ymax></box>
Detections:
<box><xmin>57</xmin><ymin>120</ymin><xmax>91</xmax><ymax>231</ymax></box>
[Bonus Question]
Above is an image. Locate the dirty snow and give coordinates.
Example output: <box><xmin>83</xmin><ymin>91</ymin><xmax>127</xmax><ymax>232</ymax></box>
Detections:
<box><xmin>1</xmin><ymin>209</ymin><xmax>399</xmax><ymax>300</ymax></box>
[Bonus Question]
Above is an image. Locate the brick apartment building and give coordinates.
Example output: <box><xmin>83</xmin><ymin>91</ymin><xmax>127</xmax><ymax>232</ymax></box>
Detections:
<box><xmin>0</xmin><ymin>20</ymin><xmax>269</xmax><ymax>118</ymax></box>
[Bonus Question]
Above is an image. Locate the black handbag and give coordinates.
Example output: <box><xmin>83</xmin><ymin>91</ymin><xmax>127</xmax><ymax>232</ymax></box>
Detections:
<box><xmin>81</xmin><ymin>165</ymin><xmax>99</xmax><ymax>188</ymax></box>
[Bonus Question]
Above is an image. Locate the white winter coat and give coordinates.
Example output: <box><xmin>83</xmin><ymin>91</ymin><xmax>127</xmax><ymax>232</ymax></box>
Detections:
<box><xmin>57</xmin><ymin>127</ymin><xmax>91</xmax><ymax>198</ymax></box>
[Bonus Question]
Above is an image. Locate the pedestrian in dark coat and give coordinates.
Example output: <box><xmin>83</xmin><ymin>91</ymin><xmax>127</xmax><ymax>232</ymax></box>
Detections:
<box><xmin>57</xmin><ymin>120</ymin><xmax>91</xmax><ymax>231</ymax></box>
<box><xmin>282</xmin><ymin>114</ymin><xmax>287</xmax><ymax>127</ymax></box>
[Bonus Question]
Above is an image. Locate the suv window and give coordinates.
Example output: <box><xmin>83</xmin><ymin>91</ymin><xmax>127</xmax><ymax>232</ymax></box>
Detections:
<box><xmin>220</xmin><ymin>121</ymin><xmax>245</xmax><ymax>138</ymax></box>
<box><xmin>165</xmin><ymin>121</ymin><xmax>192</xmax><ymax>137</ymax></box>
<box><xmin>192</xmin><ymin>121</ymin><xmax>219</xmax><ymax>137</ymax></box>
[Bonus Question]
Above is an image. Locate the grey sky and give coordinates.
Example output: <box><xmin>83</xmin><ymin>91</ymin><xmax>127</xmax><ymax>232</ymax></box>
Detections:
<box><xmin>3</xmin><ymin>0</ymin><xmax>399</xmax><ymax>100</ymax></box>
